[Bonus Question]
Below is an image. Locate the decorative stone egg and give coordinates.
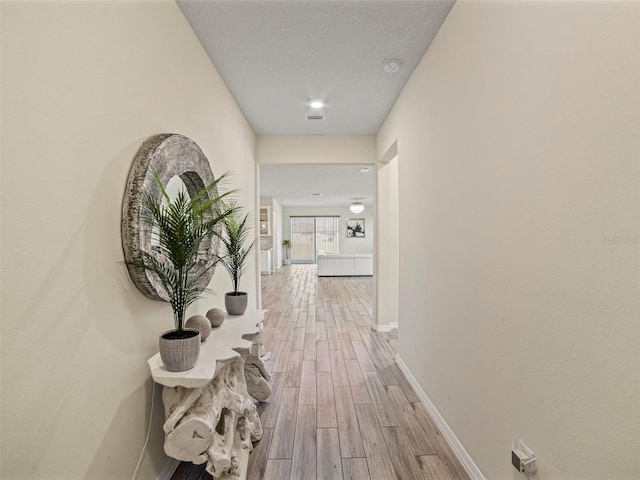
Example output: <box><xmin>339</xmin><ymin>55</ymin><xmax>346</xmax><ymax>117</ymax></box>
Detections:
<box><xmin>185</xmin><ymin>315</ymin><xmax>211</xmax><ymax>341</ymax></box>
<box><xmin>206</xmin><ymin>308</ymin><xmax>225</xmax><ymax>328</ymax></box>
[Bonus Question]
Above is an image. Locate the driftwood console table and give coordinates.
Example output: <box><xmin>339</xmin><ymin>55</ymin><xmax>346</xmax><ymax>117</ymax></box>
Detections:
<box><xmin>148</xmin><ymin>310</ymin><xmax>271</xmax><ymax>479</ymax></box>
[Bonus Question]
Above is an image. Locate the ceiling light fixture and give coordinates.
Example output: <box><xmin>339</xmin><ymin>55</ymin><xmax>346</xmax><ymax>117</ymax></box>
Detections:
<box><xmin>309</xmin><ymin>99</ymin><xmax>324</xmax><ymax>109</ymax></box>
<box><xmin>311</xmin><ymin>192</ymin><xmax>323</xmax><ymax>197</ymax></box>
<box><xmin>359</xmin><ymin>166</ymin><xmax>372</xmax><ymax>173</ymax></box>
<box><xmin>349</xmin><ymin>198</ymin><xmax>365</xmax><ymax>215</ymax></box>
<box><xmin>382</xmin><ymin>59</ymin><xmax>401</xmax><ymax>74</ymax></box>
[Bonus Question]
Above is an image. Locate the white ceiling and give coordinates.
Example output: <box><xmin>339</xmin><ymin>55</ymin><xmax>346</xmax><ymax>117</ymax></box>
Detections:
<box><xmin>178</xmin><ymin>0</ymin><xmax>454</xmax><ymax>206</ymax></box>
<box><xmin>260</xmin><ymin>163</ymin><xmax>375</xmax><ymax>206</ymax></box>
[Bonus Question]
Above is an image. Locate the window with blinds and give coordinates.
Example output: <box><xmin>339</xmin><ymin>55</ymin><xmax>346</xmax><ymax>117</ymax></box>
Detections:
<box><xmin>290</xmin><ymin>216</ymin><xmax>339</xmax><ymax>263</ymax></box>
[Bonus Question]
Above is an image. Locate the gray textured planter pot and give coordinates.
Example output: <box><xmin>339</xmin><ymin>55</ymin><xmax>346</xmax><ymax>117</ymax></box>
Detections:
<box><xmin>159</xmin><ymin>329</ymin><xmax>201</xmax><ymax>372</ymax></box>
<box><xmin>225</xmin><ymin>292</ymin><xmax>248</xmax><ymax>316</ymax></box>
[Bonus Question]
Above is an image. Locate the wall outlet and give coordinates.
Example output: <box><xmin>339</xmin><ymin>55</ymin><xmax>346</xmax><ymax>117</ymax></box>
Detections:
<box><xmin>511</xmin><ymin>436</ymin><xmax>536</xmax><ymax>475</ymax></box>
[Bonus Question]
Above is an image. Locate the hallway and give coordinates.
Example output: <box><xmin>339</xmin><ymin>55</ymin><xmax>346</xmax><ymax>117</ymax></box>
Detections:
<box><xmin>174</xmin><ymin>265</ymin><xmax>469</xmax><ymax>479</ymax></box>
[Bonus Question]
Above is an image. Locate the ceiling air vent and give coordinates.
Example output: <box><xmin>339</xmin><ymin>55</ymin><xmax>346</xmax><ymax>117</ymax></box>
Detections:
<box><xmin>306</xmin><ymin>114</ymin><xmax>325</xmax><ymax>120</ymax></box>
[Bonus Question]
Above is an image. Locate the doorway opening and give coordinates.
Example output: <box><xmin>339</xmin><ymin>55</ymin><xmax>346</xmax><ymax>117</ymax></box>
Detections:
<box><xmin>375</xmin><ymin>142</ymin><xmax>399</xmax><ymax>331</ymax></box>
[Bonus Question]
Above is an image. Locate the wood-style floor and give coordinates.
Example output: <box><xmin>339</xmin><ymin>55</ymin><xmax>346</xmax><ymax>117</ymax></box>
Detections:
<box><xmin>172</xmin><ymin>265</ymin><xmax>470</xmax><ymax>480</ymax></box>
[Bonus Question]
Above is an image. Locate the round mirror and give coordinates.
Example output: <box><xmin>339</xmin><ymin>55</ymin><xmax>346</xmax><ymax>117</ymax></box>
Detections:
<box><xmin>149</xmin><ymin>175</ymin><xmax>188</xmax><ymax>251</ymax></box>
<box><xmin>121</xmin><ymin>133</ymin><xmax>220</xmax><ymax>301</ymax></box>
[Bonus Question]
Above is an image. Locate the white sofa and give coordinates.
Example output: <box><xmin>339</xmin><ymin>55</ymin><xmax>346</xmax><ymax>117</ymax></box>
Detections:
<box><xmin>316</xmin><ymin>253</ymin><xmax>373</xmax><ymax>276</ymax></box>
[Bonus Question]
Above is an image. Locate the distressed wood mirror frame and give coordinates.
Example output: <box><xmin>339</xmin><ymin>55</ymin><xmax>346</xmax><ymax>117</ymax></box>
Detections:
<box><xmin>121</xmin><ymin>133</ymin><xmax>220</xmax><ymax>301</ymax></box>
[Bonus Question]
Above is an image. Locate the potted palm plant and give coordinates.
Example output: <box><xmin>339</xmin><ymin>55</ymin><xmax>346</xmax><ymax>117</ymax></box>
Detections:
<box><xmin>282</xmin><ymin>239</ymin><xmax>292</xmax><ymax>265</ymax></box>
<box><xmin>129</xmin><ymin>170</ymin><xmax>234</xmax><ymax>371</ymax></box>
<box><xmin>219</xmin><ymin>201</ymin><xmax>255</xmax><ymax>315</ymax></box>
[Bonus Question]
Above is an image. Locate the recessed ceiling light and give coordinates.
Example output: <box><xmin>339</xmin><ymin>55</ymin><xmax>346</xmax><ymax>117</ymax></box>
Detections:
<box><xmin>382</xmin><ymin>59</ymin><xmax>401</xmax><ymax>74</ymax></box>
<box><xmin>309</xmin><ymin>99</ymin><xmax>324</xmax><ymax>109</ymax></box>
<box><xmin>359</xmin><ymin>166</ymin><xmax>372</xmax><ymax>173</ymax></box>
<box><xmin>311</xmin><ymin>192</ymin><xmax>323</xmax><ymax>197</ymax></box>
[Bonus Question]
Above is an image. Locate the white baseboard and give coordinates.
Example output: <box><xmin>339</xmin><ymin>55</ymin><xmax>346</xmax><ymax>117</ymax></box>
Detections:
<box><xmin>156</xmin><ymin>459</ymin><xmax>179</xmax><ymax>480</ymax></box>
<box><xmin>395</xmin><ymin>354</ymin><xmax>486</xmax><ymax>480</ymax></box>
<box><xmin>374</xmin><ymin>322</ymin><xmax>398</xmax><ymax>332</ymax></box>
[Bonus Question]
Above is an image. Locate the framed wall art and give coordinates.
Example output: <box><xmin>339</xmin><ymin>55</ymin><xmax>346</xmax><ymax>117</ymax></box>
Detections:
<box><xmin>346</xmin><ymin>218</ymin><xmax>365</xmax><ymax>238</ymax></box>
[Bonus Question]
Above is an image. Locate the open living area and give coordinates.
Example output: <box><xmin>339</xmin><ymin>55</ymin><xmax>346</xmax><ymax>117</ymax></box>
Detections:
<box><xmin>2</xmin><ymin>1</ymin><xmax>638</xmax><ymax>480</ymax></box>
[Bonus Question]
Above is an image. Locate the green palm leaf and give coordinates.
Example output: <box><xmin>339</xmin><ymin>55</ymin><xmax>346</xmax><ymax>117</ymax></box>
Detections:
<box><xmin>217</xmin><ymin>200</ymin><xmax>255</xmax><ymax>294</ymax></box>
<box><xmin>127</xmin><ymin>169</ymin><xmax>236</xmax><ymax>330</ymax></box>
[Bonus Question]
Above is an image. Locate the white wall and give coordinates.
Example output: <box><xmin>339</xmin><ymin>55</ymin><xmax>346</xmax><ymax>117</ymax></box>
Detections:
<box><xmin>376</xmin><ymin>155</ymin><xmax>399</xmax><ymax>329</ymax></box>
<box><xmin>257</xmin><ymin>135</ymin><xmax>376</xmax><ymax>165</ymax></box>
<box><xmin>273</xmin><ymin>199</ymin><xmax>284</xmax><ymax>267</ymax></box>
<box><xmin>1</xmin><ymin>2</ymin><xmax>256</xmax><ymax>479</ymax></box>
<box><xmin>377</xmin><ymin>1</ymin><xmax>640</xmax><ymax>479</ymax></box>
<box><xmin>282</xmin><ymin>206</ymin><xmax>374</xmax><ymax>256</ymax></box>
